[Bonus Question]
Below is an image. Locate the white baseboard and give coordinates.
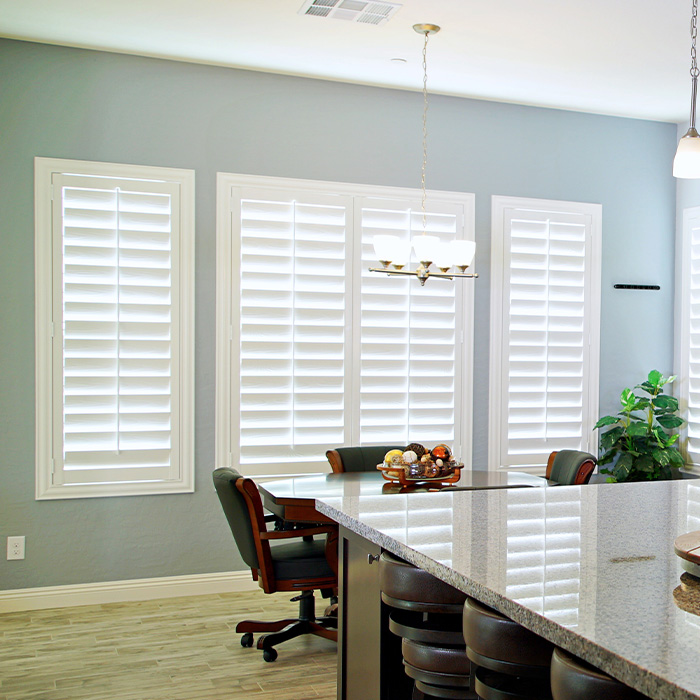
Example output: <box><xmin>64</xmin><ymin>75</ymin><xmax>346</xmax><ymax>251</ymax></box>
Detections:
<box><xmin>0</xmin><ymin>570</ymin><xmax>259</xmax><ymax>613</ymax></box>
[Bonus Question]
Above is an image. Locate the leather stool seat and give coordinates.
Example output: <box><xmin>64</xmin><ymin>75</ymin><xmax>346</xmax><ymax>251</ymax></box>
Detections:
<box><xmin>403</xmin><ymin>638</ymin><xmax>472</xmax><ymax>675</ymax></box>
<box><xmin>551</xmin><ymin>647</ymin><xmax>648</xmax><ymax>700</ymax></box>
<box><xmin>380</xmin><ymin>551</ymin><xmax>467</xmax><ymax>610</ymax></box>
<box><xmin>402</xmin><ymin>638</ymin><xmax>475</xmax><ymax>700</ymax></box>
<box><xmin>463</xmin><ymin>598</ymin><xmax>553</xmax><ymax>700</ymax></box>
<box><xmin>380</xmin><ymin>550</ymin><xmax>467</xmax><ymax>645</ymax></box>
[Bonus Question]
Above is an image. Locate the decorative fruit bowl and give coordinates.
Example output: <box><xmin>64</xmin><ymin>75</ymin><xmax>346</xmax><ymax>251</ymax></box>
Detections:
<box><xmin>377</xmin><ymin>443</ymin><xmax>462</xmax><ymax>486</ymax></box>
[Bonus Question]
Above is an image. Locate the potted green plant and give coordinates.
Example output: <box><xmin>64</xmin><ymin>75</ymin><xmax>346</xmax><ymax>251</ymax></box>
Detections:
<box><xmin>594</xmin><ymin>370</ymin><xmax>686</xmax><ymax>482</ymax></box>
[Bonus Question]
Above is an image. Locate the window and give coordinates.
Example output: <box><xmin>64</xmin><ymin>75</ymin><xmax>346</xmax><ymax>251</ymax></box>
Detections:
<box><xmin>216</xmin><ymin>174</ymin><xmax>474</xmax><ymax>476</ymax></box>
<box><xmin>488</xmin><ymin>196</ymin><xmax>602</xmax><ymax>470</ymax></box>
<box><xmin>35</xmin><ymin>158</ymin><xmax>195</xmax><ymax>499</ymax></box>
<box><xmin>678</xmin><ymin>206</ymin><xmax>700</xmax><ymax>471</ymax></box>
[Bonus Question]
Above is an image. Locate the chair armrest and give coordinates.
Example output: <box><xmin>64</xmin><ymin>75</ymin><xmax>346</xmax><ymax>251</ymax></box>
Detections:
<box><xmin>260</xmin><ymin>525</ymin><xmax>338</xmax><ymax>540</ymax></box>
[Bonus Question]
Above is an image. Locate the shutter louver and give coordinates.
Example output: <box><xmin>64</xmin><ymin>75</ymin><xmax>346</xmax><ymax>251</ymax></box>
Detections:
<box><xmin>238</xmin><ymin>191</ymin><xmax>350</xmax><ymax>474</ymax></box>
<box><xmin>491</xmin><ymin>200</ymin><xmax>600</xmax><ymax>470</ymax></box>
<box><xmin>358</xmin><ymin>199</ymin><xmax>462</xmax><ymax>449</ymax></box>
<box><xmin>54</xmin><ymin>175</ymin><xmax>181</xmax><ymax>486</ymax></box>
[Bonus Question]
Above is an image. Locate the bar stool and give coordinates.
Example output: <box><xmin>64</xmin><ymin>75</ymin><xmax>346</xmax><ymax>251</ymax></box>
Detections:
<box><xmin>462</xmin><ymin>597</ymin><xmax>553</xmax><ymax>700</ymax></box>
<box><xmin>379</xmin><ymin>551</ymin><xmax>474</xmax><ymax>699</ymax></box>
<box><xmin>550</xmin><ymin>647</ymin><xmax>648</xmax><ymax>700</ymax></box>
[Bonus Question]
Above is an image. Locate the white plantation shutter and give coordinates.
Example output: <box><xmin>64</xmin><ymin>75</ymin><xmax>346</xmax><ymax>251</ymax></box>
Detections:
<box><xmin>35</xmin><ymin>159</ymin><xmax>194</xmax><ymax>499</ymax></box>
<box><xmin>357</xmin><ymin>198</ymin><xmax>464</xmax><ymax>450</ymax></box>
<box><xmin>680</xmin><ymin>207</ymin><xmax>700</xmax><ymax>468</ymax></box>
<box><xmin>489</xmin><ymin>197</ymin><xmax>601</xmax><ymax>470</ymax></box>
<box><xmin>217</xmin><ymin>174</ymin><xmax>474</xmax><ymax>476</ymax></box>
<box><xmin>235</xmin><ymin>188</ymin><xmax>351</xmax><ymax>475</ymax></box>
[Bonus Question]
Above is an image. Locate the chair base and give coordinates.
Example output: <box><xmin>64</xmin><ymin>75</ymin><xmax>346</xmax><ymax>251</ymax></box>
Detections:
<box><xmin>236</xmin><ymin>590</ymin><xmax>338</xmax><ymax>661</ymax></box>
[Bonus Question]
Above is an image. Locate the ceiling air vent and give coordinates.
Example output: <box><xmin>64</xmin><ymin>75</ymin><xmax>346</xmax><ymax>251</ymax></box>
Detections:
<box><xmin>298</xmin><ymin>0</ymin><xmax>402</xmax><ymax>26</ymax></box>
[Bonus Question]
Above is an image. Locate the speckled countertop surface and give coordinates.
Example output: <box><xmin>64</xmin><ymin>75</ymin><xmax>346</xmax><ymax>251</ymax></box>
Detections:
<box><xmin>316</xmin><ymin>479</ymin><xmax>700</xmax><ymax>700</ymax></box>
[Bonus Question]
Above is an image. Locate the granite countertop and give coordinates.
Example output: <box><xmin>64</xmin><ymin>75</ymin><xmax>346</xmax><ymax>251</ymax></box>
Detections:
<box><xmin>316</xmin><ymin>479</ymin><xmax>700</xmax><ymax>700</ymax></box>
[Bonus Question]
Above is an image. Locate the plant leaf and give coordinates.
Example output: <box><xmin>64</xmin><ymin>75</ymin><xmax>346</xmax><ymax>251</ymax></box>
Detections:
<box><xmin>648</xmin><ymin>370</ymin><xmax>663</xmax><ymax>388</ymax></box>
<box><xmin>652</xmin><ymin>395</ymin><xmax>678</xmax><ymax>411</ymax></box>
<box><xmin>668</xmin><ymin>449</ymin><xmax>685</xmax><ymax>467</ymax></box>
<box><xmin>600</xmin><ymin>426</ymin><xmax>624</xmax><ymax>450</ymax></box>
<box><xmin>656</xmin><ymin>414</ymin><xmax>684</xmax><ymax>429</ymax></box>
<box><xmin>613</xmin><ymin>460</ymin><xmax>632</xmax><ymax>481</ymax></box>
<box><xmin>620</xmin><ymin>388</ymin><xmax>636</xmax><ymax>409</ymax></box>
<box><xmin>652</xmin><ymin>448</ymin><xmax>671</xmax><ymax>466</ymax></box>
<box><xmin>594</xmin><ymin>415</ymin><xmax>619</xmax><ymax>430</ymax></box>
<box><xmin>627</xmin><ymin>422</ymin><xmax>648</xmax><ymax>437</ymax></box>
<box><xmin>635</xmin><ymin>454</ymin><xmax>654</xmax><ymax>473</ymax></box>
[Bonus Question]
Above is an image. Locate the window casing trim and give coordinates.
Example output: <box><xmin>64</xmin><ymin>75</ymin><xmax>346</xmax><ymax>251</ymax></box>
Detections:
<box><xmin>488</xmin><ymin>195</ymin><xmax>602</xmax><ymax>472</ymax></box>
<box><xmin>34</xmin><ymin>157</ymin><xmax>195</xmax><ymax>499</ymax></box>
<box><xmin>215</xmin><ymin>172</ymin><xmax>475</xmax><ymax>476</ymax></box>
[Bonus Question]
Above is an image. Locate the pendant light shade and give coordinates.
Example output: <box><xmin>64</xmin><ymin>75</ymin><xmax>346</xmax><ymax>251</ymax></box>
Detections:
<box><xmin>374</xmin><ymin>235</ymin><xmax>403</xmax><ymax>265</ymax></box>
<box><xmin>450</xmin><ymin>240</ymin><xmax>476</xmax><ymax>269</ymax></box>
<box><xmin>675</xmin><ymin>0</ymin><xmax>700</xmax><ymax>179</ymax></box>
<box><xmin>674</xmin><ymin>128</ymin><xmax>700</xmax><ymax>178</ymax></box>
<box><xmin>412</xmin><ymin>235</ymin><xmax>440</xmax><ymax>264</ymax></box>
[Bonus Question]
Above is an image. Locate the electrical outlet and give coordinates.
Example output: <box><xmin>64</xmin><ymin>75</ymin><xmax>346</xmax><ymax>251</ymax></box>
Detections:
<box><xmin>7</xmin><ymin>536</ymin><xmax>25</xmax><ymax>561</ymax></box>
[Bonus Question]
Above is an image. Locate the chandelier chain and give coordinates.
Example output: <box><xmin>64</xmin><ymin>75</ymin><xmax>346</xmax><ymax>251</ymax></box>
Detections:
<box><xmin>693</xmin><ymin>0</ymin><xmax>699</xmax><ymax>78</ymax></box>
<box><xmin>421</xmin><ymin>29</ymin><xmax>429</xmax><ymax>233</ymax></box>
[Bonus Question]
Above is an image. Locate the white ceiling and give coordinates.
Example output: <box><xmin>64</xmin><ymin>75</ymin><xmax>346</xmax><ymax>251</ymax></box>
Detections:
<box><xmin>0</xmin><ymin>0</ymin><xmax>691</xmax><ymax>122</ymax></box>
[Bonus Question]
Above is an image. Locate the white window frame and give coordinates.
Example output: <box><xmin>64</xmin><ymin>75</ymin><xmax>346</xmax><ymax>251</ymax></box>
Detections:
<box><xmin>677</xmin><ymin>206</ymin><xmax>700</xmax><ymax>473</ymax></box>
<box><xmin>215</xmin><ymin>172</ymin><xmax>475</xmax><ymax>477</ymax></box>
<box><xmin>35</xmin><ymin>157</ymin><xmax>195</xmax><ymax>499</ymax></box>
<box><xmin>488</xmin><ymin>195</ymin><xmax>602</xmax><ymax>472</ymax></box>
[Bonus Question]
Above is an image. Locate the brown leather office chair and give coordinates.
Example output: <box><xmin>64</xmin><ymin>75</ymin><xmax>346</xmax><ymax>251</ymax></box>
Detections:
<box><xmin>545</xmin><ymin>450</ymin><xmax>597</xmax><ymax>485</ymax></box>
<box><xmin>213</xmin><ymin>467</ymin><xmax>338</xmax><ymax>662</ymax></box>
<box><xmin>326</xmin><ymin>445</ymin><xmax>404</xmax><ymax>473</ymax></box>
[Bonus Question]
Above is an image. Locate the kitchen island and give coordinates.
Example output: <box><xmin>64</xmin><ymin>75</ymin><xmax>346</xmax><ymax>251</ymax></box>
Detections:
<box><xmin>316</xmin><ymin>479</ymin><xmax>700</xmax><ymax>700</ymax></box>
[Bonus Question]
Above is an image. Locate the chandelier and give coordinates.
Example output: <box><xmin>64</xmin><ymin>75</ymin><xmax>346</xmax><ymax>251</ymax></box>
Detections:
<box><xmin>369</xmin><ymin>23</ymin><xmax>478</xmax><ymax>286</ymax></box>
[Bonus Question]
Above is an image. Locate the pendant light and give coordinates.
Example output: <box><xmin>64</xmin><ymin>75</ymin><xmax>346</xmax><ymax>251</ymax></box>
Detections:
<box><xmin>674</xmin><ymin>0</ymin><xmax>700</xmax><ymax>178</ymax></box>
<box><xmin>370</xmin><ymin>24</ymin><xmax>478</xmax><ymax>285</ymax></box>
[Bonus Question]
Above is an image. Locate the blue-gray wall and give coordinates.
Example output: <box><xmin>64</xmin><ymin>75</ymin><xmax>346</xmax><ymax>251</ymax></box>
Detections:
<box><xmin>0</xmin><ymin>38</ymin><xmax>678</xmax><ymax>590</ymax></box>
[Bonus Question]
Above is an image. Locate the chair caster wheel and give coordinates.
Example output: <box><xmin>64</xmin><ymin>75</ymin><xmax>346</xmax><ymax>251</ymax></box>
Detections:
<box><xmin>240</xmin><ymin>633</ymin><xmax>254</xmax><ymax>647</ymax></box>
<box><xmin>263</xmin><ymin>648</ymin><xmax>278</xmax><ymax>662</ymax></box>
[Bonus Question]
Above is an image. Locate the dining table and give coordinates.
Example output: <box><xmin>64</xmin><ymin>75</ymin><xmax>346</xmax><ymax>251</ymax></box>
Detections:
<box><xmin>257</xmin><ymin>468</ymin><xmax>548</xmax><ymax>525</ymax></box>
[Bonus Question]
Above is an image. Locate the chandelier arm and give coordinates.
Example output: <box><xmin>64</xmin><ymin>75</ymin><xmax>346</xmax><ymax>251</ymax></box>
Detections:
<box><xmin>368</xmin><ymin>268</ymin><xmax>479</xmax><ymax>279</ymax></box>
